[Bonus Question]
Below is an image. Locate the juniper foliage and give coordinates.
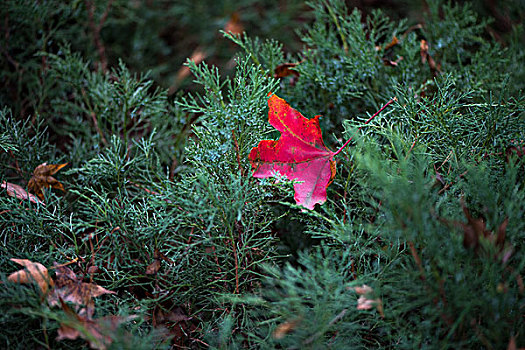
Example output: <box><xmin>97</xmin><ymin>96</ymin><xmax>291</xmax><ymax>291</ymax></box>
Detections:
<box><xmin>1</xmin><ymin>0</ymin><xmax>524</xmax><ymax>349</ymax></box>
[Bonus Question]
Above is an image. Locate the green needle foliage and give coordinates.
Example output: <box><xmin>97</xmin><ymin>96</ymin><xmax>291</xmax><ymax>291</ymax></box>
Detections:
<box><xmin>1</xmin><ymin>0</ymin><xmax>524</xmax><ymax>349</ymax></box>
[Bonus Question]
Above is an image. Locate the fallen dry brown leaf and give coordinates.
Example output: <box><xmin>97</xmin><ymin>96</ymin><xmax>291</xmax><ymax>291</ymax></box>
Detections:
<box><xmin>384</xmin><ymin>36</ymin><xmax>400</xmax><ymax>51</ymax></box>
<box><xmin>351</xmin><ymin>284</ymin><xmax>384</xmax><ymax>318</ymax></box>
<box><xmin>273</xmin><ymin>62</ymin><xmax>300</xmax><ymax>78</ymax></box>
<box><xmin>145</xmin><ymin>260</ymin><xmax>161</xmax><ymax>275</ymax></box>
<box><xmin>7</xmin><ymin>258</ymin><xmax>53</xmax><ymax>294</ymax></box>
<box><xmin>441</xmin><ymin>201</ymin><xmax>513</xmax><ymax>263</ymax></box>
<box><xmin>153</xmin><ymin>306</ymin><xmax>191</xmax><ymax>326</ymax></box>
<box><xmin>171</xmin><ymin>49</ymin><xmax>208</xmax><ymax>94</ymax></box>
<box><xmin>1</xmin><ymin>181</ymin><xmax>43</xmax><ymax>204</ymax></box>
<box><xmin>48</xmin><ymin>265</ymin><xmax>115</xmax><ymax>318</ymax></box>
<box><xmin>224</xmin><ymin>12</ymin><xmax>243</xmax><ymax>35</ymax></box>
<box><xmin>272</xmin><ymin>318</ymin><xmax>301</xmax><ymax>339</ymax></box>
<box><xmin>420</xmin><ymin>39</ymin><xmax>440</xmax><ymax>74</ymax></box>
<box><xmin>28</xmin><ymin>162</ymin><xmax>67</xmax><ymax>200</ymax></box>
<box><xmin>57</xmin><ymin>300</ymin><xmax>134</xmax><ymax>350</ymax></box>
<box><xmin>146</xmin><ymin>248</ymin><xmax>172</xmax><ymax>275</ymax></box>
<box><xmin>6</xmin><ymin>258</ymin><xmax>122</xmax><ymax>349</ymax></box>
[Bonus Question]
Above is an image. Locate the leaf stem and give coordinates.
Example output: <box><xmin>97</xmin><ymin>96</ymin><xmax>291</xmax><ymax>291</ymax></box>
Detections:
<box><xmin>333</xmin><ymin>97</ymin><xmax>396</xmax><ymax>156</ymax></box>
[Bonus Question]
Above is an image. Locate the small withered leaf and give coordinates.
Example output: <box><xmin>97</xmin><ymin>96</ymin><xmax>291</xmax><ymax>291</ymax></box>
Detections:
<box><xmin>272</xmin><ymin>318</ymin><xmax>301</xmax><ymax>340</ymax></box>
<box><xmin>224</xmin><ymin>11</ymin><xmax>243</xmax><ymax>35</ymax></box>
<box><xmin>495</xmin><ymin>217</ymin><xmax>509</xmax><ymax>248</ymax></box>
<box><xmin>57</xmin><ymin>299</ymin><xmax>133</xmax><ymax>350</ymax></box>
<box><xmin>506</xmin><ymin>335</ymin><xmax>516</xmax><ymax>350</ymax></box>
<box><xmin>384</xmin><ymin>36</ymin><xmax>400</xmax><ymax>51</ymax></box>
<box><xmin>506</xmin><ymin>145</ymin><xmax>525</xmax><ymax>162</ymax></box>
<box><xmin>8</xmin><ymin>258</ymin><xmax>53</xmax><ymax>294</ymax></box>
<box><xmin>420</xmin><ymin>40</ymin><xmax>429</xmax><ymax>63</ymax></box>
<box><xmin>517</xmin><ymin>274</ymin><xmax>524</xmax><ymax>294</ymax></box>
<box><xmin>420</xmin><ymin>39</ymin><xmax>441</xmax><ymax>74</ymax></box>
<box><xmin>48</xmin><ymin>265</ymin><xmax>115</xmax><ymax>318</ymax></box>
<box><xmin>274</xmin><ymin>63</ymin><xmax>300</xmax><ymax>78</ymax></box>
<box><xmin>441</xmin><ymin>201</ymin><xmax>512</xmax><ymax>263</ymax></box>
<box><xmin>34</xmin><ymin>162</ymin><xmax>68</xmax><ymax>176</ymax></box>
<box><xmin>353</xmin><ymin>284</ymin><xmax>373</xmax><ymax>295</ymax></box>
<box><xmin>174</xmin><ymin>48</ymin><xmax>207</xmax><ymax>86</ymax></box>
<box><xmin>28</xmin><ymin>162</ymin><xmax>67</xmax><ymax>200</ymax></box>
<box><xmin>146</xmin><ymin>260</ymin><xmax>161</xmax><ymax>275</ymax></box>
<box><xmin>153</xmin><ymin>306</ymin><xmax>191</xmax><ymax>325</ymax></box>
<box><xmin>1</xmin><ymin>181</ymin><xmax>43</xmax><ymax>204</ymax></box>
<box><xmin>146</xmin><ymin>248</ymin><xmax>169</xmax><ymax>275</ymax></box>
<box><xmin>55</xmin><ymin>265</ymin><xmax>115</xmax><ymax>301</ymax></box>
<box><xmin>351</xmin><ymin>284</ymin><xmax>384</xmax><ymax>318</ymax></box>
<box><xmin>459</xmin><ymin>204</ymin><xmax>490</xmax><ymax>250</ymax></box>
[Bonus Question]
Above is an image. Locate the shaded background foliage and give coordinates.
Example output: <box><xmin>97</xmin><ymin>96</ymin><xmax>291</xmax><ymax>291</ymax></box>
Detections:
<box><xmin>1</xmin><ymin>0</ymin><xmax>524</xmax><ymax>349</ymax></box>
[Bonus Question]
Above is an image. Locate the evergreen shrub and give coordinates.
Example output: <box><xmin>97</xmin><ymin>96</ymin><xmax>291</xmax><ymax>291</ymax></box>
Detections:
<box><xmin>1</xmin><ymin>0</ymin><xmax>523</xmax><ymax>348</ymax></box>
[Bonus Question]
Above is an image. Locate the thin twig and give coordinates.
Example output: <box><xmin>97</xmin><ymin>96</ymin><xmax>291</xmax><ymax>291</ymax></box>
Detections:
<box><xmin>401</xmin><ymin>23</ymin><xmax>423</xmax><ymax>39</ymax></box>
<box><xmin>333</xmin><ymin>98</ymin><xmax>396</xmax><ymax>156</ymax></box>
<box><xmin>190</xmin><ymin>337</ymin><xmax>210</xmax><ymax>348</ymax></box>
<box><xmin>404</xmin><ymin>135</ymin><xmax>418</xmax><ymax>160</ymax></box>
<box><xmin>438</xmin><ymin>170</ymin><xmax>468</xmax><ymax>195</ymax></box>
<box><xmin>438</xmin><ymin>279</ymin><xmax>453</xmax><ymax>326</ymax></box>
<box><xmin>436</xmin><ymin>150</ymin><xmax>453</xmax><ymax>172</ymax></box>
<box><xmin>232</xmin><ymin>130</ymin><xmax>245</xmax><ymax>176</ymax></box>
<box><xmin>85</xmin><ymin>0</ymin><xmax>113</xmax><ymax>72</ymax></box>
<box><xmin>90</xmin><ymin>111</ymin><xmax>108</xmax><ymax>145</ymax></box>
<box><xmin>408</xmin><ymin>241</ymin><xmax>425</xmax><ymax>280</ymax></box>
<box><xmin>51</xmin><ymin>258</ymin><xmax>80</xmax><ymax>270</ymax></box>
<box><xmin>231</xmin><ymin>237</ymin><xmax>239</xmax><ymax>294</ymax></box>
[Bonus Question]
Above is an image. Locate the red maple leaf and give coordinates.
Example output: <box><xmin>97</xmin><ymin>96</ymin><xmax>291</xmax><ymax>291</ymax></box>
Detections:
<box><xmin>249</xmin><ymin>94</ymin><xmax>394</xmax><ymax>209</ymax></box>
